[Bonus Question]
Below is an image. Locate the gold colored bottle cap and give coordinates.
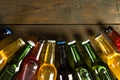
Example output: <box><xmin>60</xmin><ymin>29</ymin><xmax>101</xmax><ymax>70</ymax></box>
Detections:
<box><xmin>95</xmin><ymin>34</ymin><xmax>102</xmax><ymax>40</ymax></box>
<box><xmin>47</xmin><ymin>40</ymin><xmax>56</xmax><ymax>43</ymax></box>
<box><xmin>18</xmin><ymin>38</ymin><xmax>25</xmax><ymax>46</ymax></box>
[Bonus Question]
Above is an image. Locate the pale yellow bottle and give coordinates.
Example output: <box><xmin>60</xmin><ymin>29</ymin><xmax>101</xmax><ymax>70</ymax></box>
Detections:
<box><xmin>38</xmin><ymin>40</ymin><xmax>57</xmax><ymax>80</ymax></box>
<box><xmin>0</xmin><ymin>38</ymin><xmax>25</xmax><ymax>71</ymax></box>
<box><xmin>95</xmin><ymin>34</ymin><xmax>120</xmax><ymax>79</ymax></box>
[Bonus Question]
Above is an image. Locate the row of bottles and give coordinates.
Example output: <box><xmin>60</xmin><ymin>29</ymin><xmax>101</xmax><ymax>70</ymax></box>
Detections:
<box><xmin>0</xmin><ymin>26</ymin><xmax>120</xmax><ymax>80</ymax></box>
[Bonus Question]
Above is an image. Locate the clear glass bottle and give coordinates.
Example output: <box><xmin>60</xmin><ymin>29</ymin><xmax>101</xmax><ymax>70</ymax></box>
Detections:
<box><xmin>82</xmin><ymin>39</ymin><xmax>115</xmax><ymax>80</ymax></box>
<box><xmin>0</xmin><ymin>38</ymin><xmax>25</xmax><ymax>71</ymax></box>
<box><xmin>95</xmin><ymin>34</ymin><xmax>120</xmax><ymax>79</ymax></box>
<box><xmin>14</xmin><ymin>40</ymin><xmax>45</xmax><ymax>80</ymax></box>
<box><xmin>57</xmin><ymin>41</ymin><xmax>74</xmax><ymax>80</ymax></box>
<box><xmin>68</xmin><ymin>40</ymin><xmax>94</xmax><ymax>80</ymax></box>
<box><xmin>0</xmin><ymin>40</ymin><xmax>35</xmax><ymax>80</ymax></box>
<box><xmin>38</xmin><ymin>40</ymin><xmax>57</xmax><ymax>80</ymax></box>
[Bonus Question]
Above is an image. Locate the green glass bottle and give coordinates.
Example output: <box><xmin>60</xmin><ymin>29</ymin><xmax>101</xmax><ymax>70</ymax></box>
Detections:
<box><xmin>68</xmin><ymin>40</ymin><xmax>94</xmax><ymax>80</ymax></box>
<box><xmin>0</xmin><ymin>40</ymin><xmax>35</xmax><ymax>80</ymax></box>
<box><xmin>82</xmin><ymin>39</ymin><xmax>115</xmax><ymax>80</ymax></box>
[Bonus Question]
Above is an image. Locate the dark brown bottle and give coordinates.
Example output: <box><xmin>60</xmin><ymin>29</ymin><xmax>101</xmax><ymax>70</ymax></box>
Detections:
<box><xmin>57</xmin><ymin>41</ymin><xmax>74</xmax><ymax>80</ymax></box>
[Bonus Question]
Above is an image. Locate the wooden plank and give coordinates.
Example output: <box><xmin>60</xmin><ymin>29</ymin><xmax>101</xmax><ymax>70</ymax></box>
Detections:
<box><xmin>0</xmin><ymin>0</ymin><xmax>120</xmax><ymax>24</ymax></box>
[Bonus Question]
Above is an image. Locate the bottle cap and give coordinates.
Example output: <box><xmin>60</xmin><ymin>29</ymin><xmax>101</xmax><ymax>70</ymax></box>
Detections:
<box><xmin>68</xmin><ymin>40</ymin><xmax>76</xmax><ymax>45</ymax></box>
<box><xmin>95</xmin><ymin>34</ymin><xmax>103</xmax><ymax>41</ymax></box>
<box><xmin>57</xmin><ymin>41</ymin><xmax>66</xmax><ymax>45</ymax></box>
<box><xmin>104</xmin><ymin>26</ymin><xmax>113</xmax><ymax>34</ymax></box>
<box><xmin>27</xmin><ymin>40</ymin><xmax>35</xmax><ymax>47</ymax></box>
<box><xmin>82</xmin><ymin>39</ymin><xmax>90</xmax><ymax>45</ymax></box>
<box><xmin>18</xmin><ymin>38</ymin><xmax>26</xmax><ymax>46</ymax></box>
<box><xmin>5</xmin><ymin>27</ymin><xmax>12</xmax><ymax>35</ymax></box>
<box><xmin>47</xmin><ymin>40</ymin><xmax>56</xmax><ymax>43</ymax></box>
<box><xmin>38</xmin><ymin>39</ymin><xmax>45</xmax><ymax>43</ymax></box>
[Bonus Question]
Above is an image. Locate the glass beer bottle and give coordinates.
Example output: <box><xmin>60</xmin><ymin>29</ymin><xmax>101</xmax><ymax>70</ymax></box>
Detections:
<box><xmin>68</xmin><ymin>40</ymin><xmax>94</xmax><ymax>80</ymax></box>
<box><xmin>0</xmin><ymin>40</ymin><xmax>35</xmax><ymax>80</ymax></box>
<box><xmin>82</xmin><ymin>39</ymin><xmax>115</xmax><ymax>80</ymax></box>
<box><xmin>95</xmin><ymin>34</ymin><xmax>120</xmax><ymax>79</ymax></box>
<box><xmin>38</xmin><ymin>40</ymin><xmax>57</xmax><ymax>80</ymax></box>
<box><xmin>57</xmin><ymin>41</ymin><xmax>74</xmax><ymax>80</ymax></box>
<box><xmin>0</xmin><ymin>38</ymin><xmax>25</xmax><ymax>71</ymax></box>
<box><xmin>105</xmin><ymin>26</ymin><xmax>120</xmax><ymax>51</ymax></box>
<box><xmin>14</xmin><ymin>40</ymin><xmax>45</xmax><ymax>80</ymax></box>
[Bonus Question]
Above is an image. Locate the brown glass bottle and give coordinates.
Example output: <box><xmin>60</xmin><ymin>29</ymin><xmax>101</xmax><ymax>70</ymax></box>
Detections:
<box><xmin>57</xmin><ymin>41</ymin><xmax>74</xmax><ymax>80</ymax></box>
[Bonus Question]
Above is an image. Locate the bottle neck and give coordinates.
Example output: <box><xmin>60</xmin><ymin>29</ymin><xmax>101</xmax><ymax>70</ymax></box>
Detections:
<box><xmin>17</xmin><ymin>41</ymin><xmax>35</xmax><ymax>62</ymax></box>
<box><xmin>44</xmin><ymin>41</ymin><xmax>55</xmax><ymax>64</ymax></box>
<box><xmin>2</xmin><ymin>38</ymin><xmax>25</xmax><ymax>58</ymax></box>
<box><xmin>82</xmin><ymin>40</ymin><xmax>98</xmax><ymax>63</ymax></box>
<box><xmin>69</xmin><ymin>43</ymin><xmax>81</xmax><ymax>63</ymax></box>
<box><xmin>95</xmin><ymin>35</ymin><xmax>116</xmax><ymax>57</ymax></box>
<box><xmin>58</xmin><ymin>44</ymin><xmax>68</xmax><ymax>66</ymax></box>
<box><xmin>31</xmin><ymin>41</ymin><xmax>45</xmax><ymax>61</ymax></box>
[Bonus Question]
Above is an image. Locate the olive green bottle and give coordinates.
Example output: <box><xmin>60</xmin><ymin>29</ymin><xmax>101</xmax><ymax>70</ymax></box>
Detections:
<box><xmin>68</xmin><ymin>40</ymin><xmax>94</xmax><ymax>80</ymax></box>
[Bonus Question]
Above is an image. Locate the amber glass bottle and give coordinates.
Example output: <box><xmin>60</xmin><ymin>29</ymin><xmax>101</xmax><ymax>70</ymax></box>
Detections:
<box><xmin>0</xmin><ymin>38</ymin><xmax>25</xmax><ymax>71</ymax></box>
<box><xmin>38</xmin><ymin>40</ymin><xmax>57</xmax><ymax>80</ymax></box>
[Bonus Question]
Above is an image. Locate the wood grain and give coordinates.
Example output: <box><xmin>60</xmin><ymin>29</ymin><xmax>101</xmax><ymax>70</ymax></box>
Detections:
<box><xmin>0</xmin><ymin>0</ymin><xmax>120</xmax><ymax>24</ymax></box>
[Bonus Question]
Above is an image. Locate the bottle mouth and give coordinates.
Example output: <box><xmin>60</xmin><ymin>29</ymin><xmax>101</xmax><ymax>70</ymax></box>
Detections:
<box><xmin>68</xmin><ymin>40</ymin><xmax>76</xmax><ymax>45</ymax></box>
<box><xmin>104</xmin><ymin>26</ymin><xmax>113</xmax><ymax>34</ymax></box>
<box><xmin>57</xmin><ymin>40</ymin><xmax>66</xmax><ymax>45</ymax></box>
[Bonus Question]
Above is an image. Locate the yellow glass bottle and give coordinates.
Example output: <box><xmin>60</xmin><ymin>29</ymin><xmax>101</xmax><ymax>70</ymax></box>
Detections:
<box><xmin>38</xmin><ymin>40</ymin><xmax>57</xmax><ymax>80</ymax></box>
<box><xmin>95</xmin><ymin>34</ymin><xmax>120</xmax><ymax>79</ymax></box>
<box><xmin>0</xmin><ymin>38</ymin><xmax>25</xmax><ymax>71</ymax></box>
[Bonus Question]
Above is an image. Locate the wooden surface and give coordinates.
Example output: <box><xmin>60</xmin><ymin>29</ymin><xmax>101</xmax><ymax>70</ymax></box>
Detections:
<box><xmin>0</xmin><ymin>0</ymin><xmax>120</xmax><ymax>24</ymax></box>
<box><xmin>7</xmin><ymin>24</ymin><xmax>119</xmax><ymax>41</ymax></box>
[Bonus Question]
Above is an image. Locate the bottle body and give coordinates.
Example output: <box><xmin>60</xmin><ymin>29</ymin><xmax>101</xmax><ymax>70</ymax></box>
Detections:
<box><xmin>38</xmin><ymin>63</ymin><xmax>57</xmax><ymax>80</ymax></box>
<box><xmin>57</xmin><ymin>66</ymin><xmax>73</xmax><ymax>80</ymax></box>
<box><xmin>20</xmin><ymin>60</ymin><xmax>38</xmax><ymax>80</ymax></box>
<box><xmin>74</xmin><ymin>62</ymin><xmax>94</xmax><ymax>80</ymax></box>
<box><xmin>107</xmin><ymin>53</ymin><xmax>120</xmax><ymax>79</ymax></box>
